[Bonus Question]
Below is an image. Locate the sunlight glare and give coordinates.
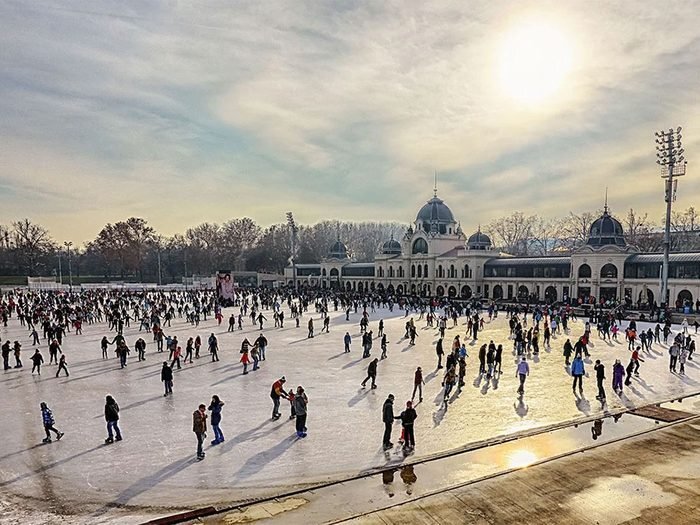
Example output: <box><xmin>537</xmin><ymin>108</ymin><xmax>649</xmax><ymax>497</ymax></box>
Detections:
<box><xmin>499</xmin><ymin>19</ymin><xmax>573</xmax><ymax>106</ymax></box>
<box><xmin>506</xmin><ymin>449</ymin><xmax>538</xmax><ymax>469</ymax></box>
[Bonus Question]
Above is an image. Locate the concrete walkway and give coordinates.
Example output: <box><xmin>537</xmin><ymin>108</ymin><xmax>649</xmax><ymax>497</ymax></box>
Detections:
<box><xmin>344</xmin><ymin>419</ymin><xmax>700</xmax><ymax>525</ymax></box>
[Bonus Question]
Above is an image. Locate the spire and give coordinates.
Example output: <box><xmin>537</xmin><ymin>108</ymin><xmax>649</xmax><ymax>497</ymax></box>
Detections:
<box><xmin>604</xmin><ymin>187</ymin><xmax>609</xmax><ymax>214</ymax></box>
<box><xmin>433</xmin><ymin>170</ymin><xmax>438</xmax><ymax>198</ymax></box>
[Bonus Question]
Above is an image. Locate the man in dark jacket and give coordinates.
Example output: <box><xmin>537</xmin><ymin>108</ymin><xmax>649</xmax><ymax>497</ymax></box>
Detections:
<box><xmin>397</xmin><ymin>400</ymin><xmax>418</xmax><ymax>450</ymax></box>
<box><xmin>435</xmin><ymin>338</ymin><xmax>444</xmax><ymax>369</ymax></box>
<box><xmin>362</xmin><ymin>358</ymin><xmax>378</xmax><ymax>389</ymax></box>
<box><xmin>594</xmin><ymin>360</ymin><xmax>606</xmax><ymax>401</ymax></box>
<box><xmin>104</xmin><ymin>395</ymin><xmax>122</xmax><ymax>444</ymax></box>
<box><xmin>161</xmin><ymin>361</ymin><xmax>173</xmax><ymax>396</ymax></box>
<box><xmin>382</xmin><ymin>394</ymin><xmax>395</xmax><ymax>449</ymax></box>
<box><xmin>192</xmin><ymin>404</ymin><xmax>207</xmax><ymax>460</ymax></box>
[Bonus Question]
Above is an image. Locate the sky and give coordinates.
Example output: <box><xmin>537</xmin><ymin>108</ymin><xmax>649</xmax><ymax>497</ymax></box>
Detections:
<box><xmin>1</xmin><ymin>0</ymin><xmax>699</xmax><ymax>245</ymax></box>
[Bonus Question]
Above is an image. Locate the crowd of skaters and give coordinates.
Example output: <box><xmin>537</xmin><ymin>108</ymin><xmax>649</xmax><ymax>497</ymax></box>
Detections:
<box><xmin>1</xmin><ymin>287</ymin><xmax>697</xmax><ymax>461</ymax></box>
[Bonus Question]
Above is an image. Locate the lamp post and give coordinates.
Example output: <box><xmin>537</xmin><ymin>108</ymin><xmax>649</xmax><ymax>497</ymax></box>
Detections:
<box><xmin>286</xmin><ymin>212</ymin><xmax>299</xmax><ymax>292</ymax></box>
<box><xmin>63</xmin><ymin>241</ymin><xmax>73</xmax><ymax>289</ymax></box>
<box><xmin>655</xmin><ymin>126</ymin><xmax>687</xmax><ymax>309</ymax></box>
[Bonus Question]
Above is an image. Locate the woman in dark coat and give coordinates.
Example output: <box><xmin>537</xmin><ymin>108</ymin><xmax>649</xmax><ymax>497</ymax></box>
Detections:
<box><xmin>208</xmin><ymin>395</ymin><xmax>225</xmax><ymax>445</ymax></box>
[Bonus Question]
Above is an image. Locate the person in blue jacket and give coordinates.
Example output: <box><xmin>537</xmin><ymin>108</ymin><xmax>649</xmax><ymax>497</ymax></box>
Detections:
<box><xmin>40</xmin><ymin>402</ymin><xmax>64</xmax><ymax>443</ymax></box>
<box><xmin>571</xmin><ymin>355</ymin><xmax>586</xmax><ymax>394</ymax></box>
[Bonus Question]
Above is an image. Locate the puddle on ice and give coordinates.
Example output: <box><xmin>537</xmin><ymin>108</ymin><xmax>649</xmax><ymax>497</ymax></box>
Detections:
<box><xmin>566</xmin><ymin>474</ymin><xmax>679</xmax><ymax>525</ymax></box>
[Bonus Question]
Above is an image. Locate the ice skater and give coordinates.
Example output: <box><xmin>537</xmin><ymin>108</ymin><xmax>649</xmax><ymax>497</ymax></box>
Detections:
<box><xmin>161</xmin><ymin>361</ymin><xmax>173</xmax><ymax>396</ymax></box>
<box><xmin>516</xmin><ymin>356</ymin><xmax>529</xmax><ymax>395</ymax></box>
<box><xmin>40</xmin><ymin>402</ymin><xmax>64</xmax><ymax>443</ymax></box>
<box><xmin>382</xmin><ymin>394</ymin><xmax>396</xmax><ymax>449</ymax></box>
<box><xmin>411</xmin><ymin>367</ymin><xmax>424</xmax><ymax>403</ymax></box>
<box><xmin>30</xmin><ymin>349</ymin><xmax>44</xmax><ymax>375</ymax></box>
<box><xmin>208</xmin><ymin>395</ymin><xmax>225</xmax><ymax>445</ymax></box>
<box><xmin>571</xmin><ymin>354</ymin><xmax>585</xmax><ymax>395</ymax></box>
<box><xmin>362</xmin><ymin>358</ymin><xmax>378</xmax><ymax>389</ymax></box>
<box><xmin>270</xmin><ymin>377</ymin><xmax>288</xmax><ymax>419</ymax></box>
<box><xmin>104</xmin><ymin>395</ymin><xmax>122</xmax><ymax>443</ymax></box>
<box><xmin>294</xmin><ymin>386</ymin><xmax>308</xmax><ymax>438</ymax></box>
<box><xmin>594</xmin><ymin>359</ymin><xmax>606</xmax><ymax>401</ymax></box>
<box><xmin>396</xmin><ymin>401</ymin><xmax>417</xmax><ymax>452</ymax></box>
<box><xmin>55</xmin><ymin>354</ymin><xmax>69</xmax><ymax>377</ymax></box>
<box><xmin>193</xmin><ymin>404</ymin><xmax>207</xmax><ymax>460</ymax></box>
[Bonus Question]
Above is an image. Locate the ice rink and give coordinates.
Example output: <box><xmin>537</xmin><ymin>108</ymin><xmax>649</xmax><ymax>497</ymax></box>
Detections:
<box><xmin>1</xmin><ymin>303</ymin><xmax>698</xmax><ymax>523</ymax></box>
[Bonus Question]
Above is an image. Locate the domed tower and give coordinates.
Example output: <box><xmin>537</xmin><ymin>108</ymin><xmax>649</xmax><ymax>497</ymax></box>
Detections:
<box><xmin>415</xmin><ymin>191</ymin><xmax>458</xmax><ymax>236</ymax></box>
<box><xmin>381</xmin><ymin>235</ymin><xmax>402</xmax><ymax>256</ymax></box>
<box><xmin>467</xmin><ymin>227</ymin><xmax>492</xmax><ymax>250</ymax></box>
<box><xmin>328</xmin><ymin>236</ymin><xmax>349</xmax><ymax>259</ymax></box>
<box><xmin>586</xmin><ymin>205</ymin><xmax>626</xmax><ymax>248</ymax></box>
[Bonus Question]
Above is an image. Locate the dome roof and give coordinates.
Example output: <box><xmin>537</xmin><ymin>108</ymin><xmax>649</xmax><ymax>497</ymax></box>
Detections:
<box><xmin>416</xmin><ymin>196</ymin><xmax>455</xmax><ymax>224</ymax></box>
<box><xmin>381</xmin><ymin>238</ymin><xmax>402</xmax><ymax>255</ymax></box>
<box><xmin>587</xmin><ymin>210</ymin><xmax>626</xmax><ymax>247</ymax></box>
<box><xmin>328</xmin><ymin>240</ymin><xmax>349</xmax><ymax>259</ymax></box>
<box><xmin>467</xmin><ymin>230</ymin><xmax>491</xmax><ymax>249</ymax></box>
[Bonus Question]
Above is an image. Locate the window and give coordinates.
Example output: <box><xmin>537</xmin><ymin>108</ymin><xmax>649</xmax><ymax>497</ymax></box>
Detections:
<box><xmin>578</xmin><ymin>264</ymin><xmax>592</xmax><ymax>278</ymax></box>
<box><xmin>600</xmin><ymin>264</ymin><xmax>618</xmax><ymax>279</ymax></box>
<box><xmin>411</xmin><ymin>264</ymin><xmax>416</xmax><ymax>278</ymax></box>
<box><xmin>412</xmin><ymin>238</ymin><xmax>428</xmax><ymax>254</ymax></box>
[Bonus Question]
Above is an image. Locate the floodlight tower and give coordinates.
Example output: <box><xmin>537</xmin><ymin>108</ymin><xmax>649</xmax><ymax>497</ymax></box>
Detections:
<box><xmin>655</xmin><ymin>126</ymin><xmax>687</xmax><ymax>309</ymax></box>
<box><xmin>286</xmin><ymin>212</ymin><xmax>299</xmax><ymax>292</ymax></box>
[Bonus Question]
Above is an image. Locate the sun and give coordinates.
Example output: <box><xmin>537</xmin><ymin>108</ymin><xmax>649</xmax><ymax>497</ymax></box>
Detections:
<box><xmin>498</xmin><ymin>19</ymin><xmax>573</xmax><ymax>106</ymax></box>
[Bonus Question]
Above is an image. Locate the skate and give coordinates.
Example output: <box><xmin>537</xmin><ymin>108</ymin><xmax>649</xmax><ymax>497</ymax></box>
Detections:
<box><xmin>105</xmin><ymin>437</ymin><xmax>114</xmax><ymax>444</ymax></box>
<box><xmin>115</xmin><ymin>436</ymin><xmax>122</xmax><ymax>441</ymax></box>
<box><xmin>42</xmin><ymin>437</ymin><xmax>52</xmax><ymax>443</ymax></box>
<box><xmin>371</xmin><ymin>384</ymin><xmax>377</xmax><ymax>389</ymax></box>
<box><xmin>56</xmin><ymin>432</ymin><xmax>64</xmax><ymax>441</ymax></box>
<box><xmin>197</xmin><ymin>454</ymin><xmax>205</xmax><ymax>461</ymax></box>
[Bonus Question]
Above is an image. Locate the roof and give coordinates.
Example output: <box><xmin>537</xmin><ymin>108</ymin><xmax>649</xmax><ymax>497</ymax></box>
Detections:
<box><xmin>485</xmin><ymin>256</ymin><xmax>572</xmax><ymax>266</ymax></box>
<box><xmin>416</xmin><ymin>196</ymin><xmax>455</xmax><ymax>224</ymax></box>
<box><xmin>625</xmin><ymin>252</ymin><xmax>700</xmax><ymax>264</ymax></box>
<box><xmin>438</xmin><ymin>247</ymin><xmax>463</xmax><ymax>258</ymax></box>
<box><xmin>294</xmin><ymin>264</ymin><xmax>321</xmax><ymax>268</ymax></box>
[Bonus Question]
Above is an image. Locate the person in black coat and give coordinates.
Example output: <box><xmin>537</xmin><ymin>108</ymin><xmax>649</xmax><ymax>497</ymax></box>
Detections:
<box><xmin>382</xmin><ymin>394</ymin><xmax>395</xmax><ymax>449</ymax></box>
<box><xmin>396</xmin><ymin>401</ymin><xmax>417</xmax><ymax>450</ymax></box>
<box><xmin>161</xmin><ymin>361</ymin><xmax>173</xmax><ymax>396</ymax></box>
<box><xmin>362</xmin><ymin>358</ymin><xmax>378</xmax><ymax>389</ymax></box>
<box><xmin>104</xmin><ymin>395</ymin><xmax>122</xmax><ymax>443</ymax></box>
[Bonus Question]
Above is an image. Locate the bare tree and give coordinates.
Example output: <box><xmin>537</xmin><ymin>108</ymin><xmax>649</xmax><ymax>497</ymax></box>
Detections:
<box><xmin>530</xmin><ymin>218</ymin><xmax>565</xmax><ymax>255</ymax></box>
<box><xmin>559</xmin><ymin>211</ymin><xmax>600</xmax><ymax>251</ymax></box>
<box><xmin>670</xmin><ymin>206</ymin><xmax>700</xmax><ymax>251</ymax></box>
<box><xmin>486</xmin><ymin>212</ymin><xmax>536</xmax><ymax>255</ymax></box>
<box><xmin>623</xmin><ymin>208</ymin><xmax>659</xmax><ymax>252</ymax></box>
<box><xmin>12</xmin><ymin>219</ymin><xmax>55</xmax><ymax>274</ymax></box>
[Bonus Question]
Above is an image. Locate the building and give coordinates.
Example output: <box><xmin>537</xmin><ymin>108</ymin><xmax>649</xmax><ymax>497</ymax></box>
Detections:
<box><xmin>285</xmin><ymin>193</ymin><xmax>700</xmax><ymax>309</ymax></box>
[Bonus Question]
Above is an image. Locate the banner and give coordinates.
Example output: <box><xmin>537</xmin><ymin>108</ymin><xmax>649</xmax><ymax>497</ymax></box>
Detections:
<box><xmin>216</xmin><ymin>271</ymin><xmax>235</xmax><ymax>303</ymax></box>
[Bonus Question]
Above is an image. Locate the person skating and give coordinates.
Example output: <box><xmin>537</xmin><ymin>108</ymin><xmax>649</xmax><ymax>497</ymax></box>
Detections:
<box><xmin>344</xmin><ymin>332</ymin><xmax>352</xmax><ymax>353</ymax></box>
<box><xmin>270</xmin><ymin>377</ymin><xmax>289</xmax><ymax>419</ymax></box>
<box><xmin>30</xmin><ymin>349</ymin><xmax>44</xmax><ymax>375</ymax></box>
<box><xmin>12</xmin><ymin>341</ymin><xmax>22</xmax><ymax>368</ymax></box>
<box><xmin>294</xmin><ymin>386</ymin><xmax>308</xmax><ymax>438</ymax></box>
<box><xmin>40</xmin><ymin>402</ymin><xmax>64</xmax><ymax>443</ymax></box>
<box><xmin>161</xmin><ymin>361</ymin><xmax>173</xmax><ymax>396</ymax></box>
<box><xmin>55</xmin><ymin>354</ymin><xmax>69</xmax><ymax>377</ymax></box>
<box><xmin>435</xmin><ymin>338</ymin><xmax>444</xmax><ymax>369</ymax></box>
<box><xmin>193</xmin><ymin>404</ymin><xmax>207</xmax><ymax>460</ymax></box>
<box><xmin>442</xmin><ymin>365</ymin><xmax>456</xmax><ymax>404</ymax></box>
<box><xmin>396</xmin><ymin>401</ymin><xmax>417</xmax><ymax>451</ymax></box>
<box><xmin>411</xmin><ymin>366</ymin><xmax>424</xmax><ymax>403</ymax></box>
<box><xmin>208</xmin><ymin>333</ymin><xmax>219</xmax><ymax>362</ymax></box>
<box><xmin>669</xmin><ymin>343</ymin><xmax>680</xmax><ymax>373</ymax></box>
<box><xmin>104</xmin><ymin>395</ymin><xmax>122</xmax><ymax>443</ymax></box>
<box><xmin>612</xmin><ymin>359</ymin><xmax>625</xmax><ymax>394</ymax></box>
<box><xmin>679</xmin><ymin>346</ymin><xmax>688</xmax><ymax>375</ymax></box>
<box><xmin>571</xmin><ymin>355</ymin><xmax>585</xmax><ymax>395</ymax></box>
<box><xmin>2</xmin><ymin>341</ymin><xmax>10</xmax><ymax>370</ymax></box>
<box><xmin>516</xmin><ymin>356</ymin><xmax>529</xmax><ymax>395</ymax></box>
<box><xmin>382</xmin><ymin>394</ymin><xmax>396</xmax><ymax>450</ymax></box>
<box><xmin>362</xmin><ymin>358</ymin><xmax>379</xmax><ymax>389</ymax></box>
<box><xmin>101</xmin><ymin>336</ymin><xmax>109</xmax><ymax>359</ymax></box>
<box><xmin>240</xmin><ymin>344</ymin><xmax>250</xmax><ymax>374</ymax></box>
<box><xmin>254</xmin><ymin>333</ymin><xmax>268</xmax><ymax>361</ymax></box>
<box><xmin>594</xmin><ymin>359</ymin><xmax>606</xmax><ymax>401</ymax></box>
<box><xmin>208</xmin><ymin>395</ymin><xmax>225</xmax><ymax>444</ymax></box>
<box><xmin>563</xmin><ymin>338</ymin><xmax>573</xmax><ymax>366</ymax></box>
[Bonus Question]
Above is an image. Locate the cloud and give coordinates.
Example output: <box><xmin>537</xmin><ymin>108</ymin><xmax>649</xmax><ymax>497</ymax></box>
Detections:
<box><xmin>0</xmin><ymin>1</ymin><xmax>699</xmax><ymax>244</ymax></box>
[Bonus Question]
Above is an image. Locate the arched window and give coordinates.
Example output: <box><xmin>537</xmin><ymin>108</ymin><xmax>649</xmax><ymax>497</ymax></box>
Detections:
<box><xmin>417</xmin><ymin>265</ymin><xmax>422</xmax><ymax>278</ymax></box>
<box><xmin>600</xmin><ymin>264</ymin><xmax>618</xmax><ymax>279</ymax></box>
<box><xmin>330</xmin><ymin>268</ymin><xmax>339</xmax><ymax>278</ymax></box>
<box><xmin>378</xmin><ymin>267</ymin><xmax>383</xmax><ymax>277</ymax></box>
<box><xmin>322</xmin><ymin>268</ymin><xmax>327</xmax><ymax>276</ymax></box>
<box><xmin>411</xmin><ymin>264</ymin><xmax>416</xmax><ymax>278</ymax></box>
<box><xmin>464</xmin><ymin>264</ymin><xmax>470</xmax><ymax>279</ymax></box>
<box><xmin>449</xmin><ymin>264</ymin><xmax>455</xmax><ymax>278</ymax></box>
<box><xmin>412</xmin><ymin>238</ymin><xmax>428</xmax><ymax>254</ymax></box>
<box><xmin>578</xmin><ymin>264</ymin><xmax>592</xmax><ymax>278</ymax></box>
<box><xmin>437</xmin><ymin>265</ymin><xmax>443</xmax><ymax>278</ymax></box>
<box><xmin>388</xmin><ymin>266</ymin><xmax>394</xmax><ymax>278</ymax></box>
<box><xmin>424</xmin><ymin>264</ymin><xmax>428</xmax><ymax>278</ymax></box>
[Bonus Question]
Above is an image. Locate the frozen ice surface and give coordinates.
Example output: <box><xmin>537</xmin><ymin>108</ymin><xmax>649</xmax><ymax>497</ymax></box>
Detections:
<box><xmin>0</xmin><ymin>305</ymin><xmax>698</xmax><ymax>522</ymax></box>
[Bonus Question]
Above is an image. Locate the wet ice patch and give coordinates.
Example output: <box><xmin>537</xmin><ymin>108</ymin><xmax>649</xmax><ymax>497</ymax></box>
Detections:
<box><xmin>565</xmin><ymin>474</ymin><xmax>678</xmax><ymax>525</ymax></box>
<box><xmin>222</xmin><ymin>497</ymin><xmax>308</xmax><ymax>523</ymax></box>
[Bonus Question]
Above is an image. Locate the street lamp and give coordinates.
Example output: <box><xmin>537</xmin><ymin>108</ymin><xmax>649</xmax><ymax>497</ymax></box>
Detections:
<box><xmin>63</xmin><ymin>241</ymin><xmax>73</xmax><ymax>289</ymax></box>
<box><xmin>286</xmin><ymin>212</ymin><xmax>299</xmax><ymax>292</ymax></box>
<box><xmin>655</xmin><ymin>126</ymin><xmax>687</xmax><ymax>309</ymax></box>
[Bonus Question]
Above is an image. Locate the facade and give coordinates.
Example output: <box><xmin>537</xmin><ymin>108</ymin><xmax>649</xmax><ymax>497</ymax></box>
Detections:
<box><xmin>285</xmin><ymin>194</ymin><xmax>700</xmax><ymax>309</ymax></box>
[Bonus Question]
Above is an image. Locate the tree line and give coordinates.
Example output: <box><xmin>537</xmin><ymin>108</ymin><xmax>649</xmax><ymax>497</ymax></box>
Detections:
<box><xmin>0</xmin><ymin>207</ymin><xmax>697</xmax><ymax>282</ymax></box>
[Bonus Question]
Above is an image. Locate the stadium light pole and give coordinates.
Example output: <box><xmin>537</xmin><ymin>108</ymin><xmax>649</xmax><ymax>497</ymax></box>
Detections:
<box><xmin>655</xmin><ymin>126</ymin><xmax>687</xmax><ymax>310</ymax></box>
<box><xmin>64</xmin><ymin>241</ymin><xmax>73</xmax><ymax>289</ymax></box>
<box><xmin>286</xmin><ymin>212</ymin><xmax>298</xmax><ymax>292</ymax></box>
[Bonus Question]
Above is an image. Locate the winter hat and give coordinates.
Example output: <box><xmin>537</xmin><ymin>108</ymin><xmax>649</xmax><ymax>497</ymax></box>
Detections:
<box><xmin>388</xmin><ymin>394</ymin><xmax>394</xmax><ymax>400</ymax></box>
<box><xmin>406</xmin><ymin>400</ymin><xmax>412</xmax><ymax>407</ymax></box>
<box><xmin>280</xmin><ymin>376</ymin><xmax>286</xmax><ymax>382</ymax></box>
